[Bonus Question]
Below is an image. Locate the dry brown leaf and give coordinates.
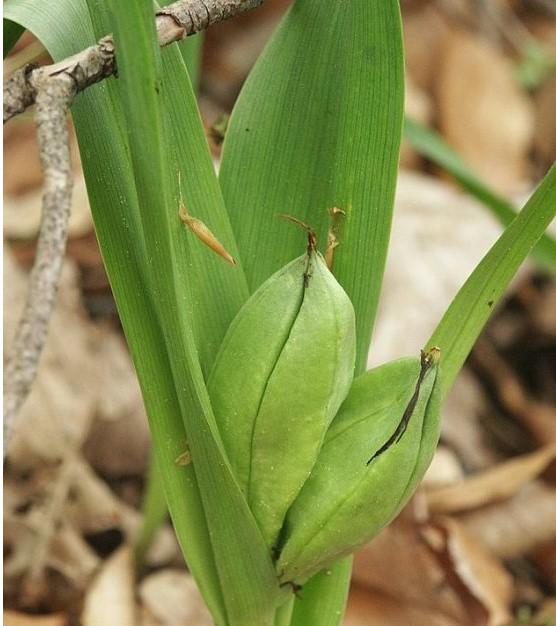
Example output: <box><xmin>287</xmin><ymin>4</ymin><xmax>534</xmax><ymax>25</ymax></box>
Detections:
<box><xmin>537</xmin><ymin>597</ymin><xmax>556</xmax><ymax>623</ymax></box>
<box><xmin>82</xmin><ymin>333</ymin><xmax>149</xmax><ymax>477</ymax></box>
<box><xmin>462</xmin><ymin>481</ymin><xmax>556</xmax><ymax>559</ymax></box>
<box><xmin>441</xmin><ymin>370</ymin><xmax>501</xmax><ymax>471</ymax></box>
<box><xmin>344</xmin><ymin>586</ymin><xmax>464</xmax><ymax>626</ymax></box>
<box><xmin>534</xmin><ymin>73</ymin><xmax>556</xmax><ymax>166</ymax></box>
<box><xmin>4</xmin><ymin>176</ymin><xmax>93</xmax><ymax>241</ymax></box>
<box><xmin>4</xmin><ymin>250</ymin><xmax>97</xmax><ymax>464</ymax></box>
<box><xmin>423</xmin><ymin>446</ymin><xmax>465</xmax><ymax>489</ymax></box>
<box><xmin>82</xmin><ymin>546</ymin><xmax>136</xmax><ymax>626</ymax></box>
<box><xmin>401</xmin><ymin>73</ymin><xmax>433</xmax><ymax>168</ymax></box>
<box><xmin>3</xmin><ymin>121</ymin><xmax>44</xmax><ymax>196</ymax></box>
<box><xmin>369</xmin><ymin>170</ymin><xmax>503</xmax><ymax>367</ymax></box>
<box><xmin>533</xmin><ymin>540</ymin><xmax>556</xmax><ymax>590</ymax></box>
<box><xmin>3</xmin><ymin>611</ymin><xmax>67</xmax><ymax>626</ymax></box>
<box><xmin>403</xmin><ymin>6</ymin><xmax>452</xmax><ymax>91</ymax></box>
<box><xmin>139</xmin><ymin>569</ymin><xmax>212</xmax><ymax>626</ymax></box>
<box><xmin>471</xmin><ymin>337</ymin><xmax>556</xmax><ymax>447</ymax></box>
<box><xmin>436</xmin><ymin>31</ymin><xmax>534</xmax><ymax>195</ymax></box>
<box><xmin>4</xmin><ymin>247</ymin><xmax>149</xmax><ymax>476</ymax></box>
<box><xmin>424</xmin><ymin>518</ymin><xmax>514</xmax><ymax>626</ymax></box>
<box><xmin>353</xmin><ymin>511</ymin><xmax>468</xmax><ymax>624</ymax></box>
<box><xmin>426</xmin><ymin>444</ymin><xmax>556</xmax><ymax>514</ymax></box>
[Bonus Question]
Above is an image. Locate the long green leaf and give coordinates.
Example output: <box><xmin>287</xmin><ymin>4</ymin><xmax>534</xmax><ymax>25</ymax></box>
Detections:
<box><xmin>106</xmin><ymin>2</ymin><xmax>278</xmax><ymax>625</ymax></box>
<box><xmin>404</xmin><ymin>117</ymin><xmax>556</xmax><ymax>274</ymax></box>
<box><xmin>220</xmin><ymin>0</ymin><xmax>405</xmax><ymax>374</ymax></box>
<box><xmin>3</xmin><ymin>1</ymin><xmax>228</xmax><ymax>621</ymax></box>
<box><xmin>429</xmin><ymin>164</ymin><xmax>556</xmax><ymax>396</ymax></box>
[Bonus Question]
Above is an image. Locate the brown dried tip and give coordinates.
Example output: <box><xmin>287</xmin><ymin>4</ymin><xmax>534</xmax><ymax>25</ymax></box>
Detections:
<box><xmin>179</xmin><ymin>203</ymin><xmax>236</xmax><ymax>266</ymax></box>
<box><xmin>324</xmin><ymin>206</ymin><xmax>345</xmax><ymax>269</ymax></box>
<box><xmin>277</xmin><ymin>213</ymin><xmax>317</xmax><ymax>253</ymax></box>
<box><xmin>325</xmin><ymin>231</ymin><xmax>339</xmax><ymax>270</ymax></box>
<box><xmin>421</xmin><ymin>346</ymin><xmax>441</xmax><ymax>368</ymax></box>
<box><xmin>328</xmin><ymin>206</ymin><xmax>345</xmax><ymax>218</ymax></box>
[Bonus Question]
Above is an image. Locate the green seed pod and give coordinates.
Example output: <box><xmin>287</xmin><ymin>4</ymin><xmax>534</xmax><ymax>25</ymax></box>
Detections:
<box><xmin>276</xmin><ymin>350</ymin><xmax>441</xmax><ymax>583</ymax></box>
<box><xmin>208</xmin><ymin>251</ymin><xmax>356</xmax><ymax>548</ymax></box>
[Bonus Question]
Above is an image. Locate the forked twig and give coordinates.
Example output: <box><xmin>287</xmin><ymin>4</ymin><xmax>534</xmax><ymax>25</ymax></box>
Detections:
<box><xmin>3</xmin><ymin>0</ymin><xmax>267</xmax><ymax>454</ymax></box>
<box><xmin>4</xmin><ymin>73</ymin><xmax>75</xmax><ymax>453</ymax></box>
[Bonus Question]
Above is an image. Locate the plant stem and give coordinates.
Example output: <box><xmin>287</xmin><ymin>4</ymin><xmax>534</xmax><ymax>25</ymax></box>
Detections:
<box><xmin>274</xmin><ymin>597</ymin><xmax>294</xmax><ymax>626</ymax></box>
<box><xmin>134</xmin><ymin>453</ymin><xmax>168</xmax><ymax>569</ymax></box>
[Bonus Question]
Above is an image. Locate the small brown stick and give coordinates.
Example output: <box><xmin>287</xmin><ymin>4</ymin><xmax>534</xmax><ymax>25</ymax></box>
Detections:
<box><xmin>277</xmin><ymin>213</ymin><xmax>317</xmax><ymax>253</ymax></box>
<box><xmin>4</xmin><ymin>0</ymin><xmax>266</xmax><ymax>124</ymax></box>
<box><xmin>3</xmin><ymin>73</ymin><xmax>75</xmax><ymax>454</ymax></box>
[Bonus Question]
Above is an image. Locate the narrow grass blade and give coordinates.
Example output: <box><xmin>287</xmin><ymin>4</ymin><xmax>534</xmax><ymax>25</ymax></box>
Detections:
<box><xmin>428</xmin><ymin>164</ymin><xmax>556</xmax><ymax>397</ymax></box>
<box><xmin>220</xmin><ymin>0</ymin><xmax>405</xmax><ymax>373</ymax></box>
<box><xmin>404</xmin><ymin>117</ymin><xmax>556</xmax><ymax>274</ymax></box>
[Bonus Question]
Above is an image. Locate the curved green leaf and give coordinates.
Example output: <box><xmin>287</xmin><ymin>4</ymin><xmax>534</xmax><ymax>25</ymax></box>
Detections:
<box><xmin>429</xmin><ymin>164</ymin><xmax>556</xmax><ymax>396</ymax></box>
<box><xmin>220</xmin><ymin>0</ymin><xmax>405</xmax><ymax>374</ymax></box>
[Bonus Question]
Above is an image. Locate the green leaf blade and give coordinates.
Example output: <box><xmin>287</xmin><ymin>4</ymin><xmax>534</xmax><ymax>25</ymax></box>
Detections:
<box><xmin>220</xmin><ymin>0</ymin><xmax>405</xmax><ymax>373</ymax></box>
<box><xmin>106</xmin><ymin>2</ymin><xmax>278</xmax><ymax>624</ymax></box>
<box><xmin>429</xmin><ymin>164</ymin><xmax>556</xmax><ymax>396</ymax></box>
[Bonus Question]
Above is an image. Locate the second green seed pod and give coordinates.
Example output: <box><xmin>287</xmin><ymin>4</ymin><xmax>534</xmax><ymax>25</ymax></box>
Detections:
<box><xmin>276</xmin><ymin>350</ymin><xmax>441</xmax><ymax>583</ymax></box>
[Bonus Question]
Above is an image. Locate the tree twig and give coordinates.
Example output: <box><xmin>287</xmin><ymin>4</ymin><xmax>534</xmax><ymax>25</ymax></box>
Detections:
<box><xmin>3</xmin><ymin>0</ymin><xmax>267</xmax><ymax>454</ymax></box>
<box><xmin>3</xmin><ymin>0</ymin><xmax>265</xmax><ymax>124</ymax></box>
<box><xmin>4</xmin><ymin>73</ymin><xmax>75</xmax><ymax>454</ymax></box>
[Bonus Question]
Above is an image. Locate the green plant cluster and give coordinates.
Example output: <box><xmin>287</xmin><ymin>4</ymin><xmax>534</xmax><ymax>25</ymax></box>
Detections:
<box><xmin>4</xmin><ymin>0</ymin><xmax>556</xmax><ymax>624</ymax></box>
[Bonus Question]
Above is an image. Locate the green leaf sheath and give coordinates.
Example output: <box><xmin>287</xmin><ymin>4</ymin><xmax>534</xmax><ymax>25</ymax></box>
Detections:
<box><xmin>428</xmin><ymin>164</ymin><xmax>556</xmax><ymax>398</ymax></box>
<box><xmin>209</xmin><ymin>253</ymin><xmax>355</xmax><ymax>548</ymax></box>
<box><xmin>220</xmin><ymin>0</ymin><xmax>405</xmax><ymax>374</ymax></box>
<box><xmin>404</xmin><ymin>117</ymin><xmax>556</xmax><ymax>274</ymax></box>
<box><xmin>278</xmin><ymin>356</ymin><xmax>441</xmax><ymax>583</ymax></box>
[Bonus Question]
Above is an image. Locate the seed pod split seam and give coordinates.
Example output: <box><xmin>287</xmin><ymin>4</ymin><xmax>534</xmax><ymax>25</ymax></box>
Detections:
<box><xmin>245</xmin><ymin>256</ymin><xmax>311</xmax><ymax>500</ymax></box>
<box><xmin>276</xmin><ymin>355</ymin><xmax>440</xmax><ymax>582</ymax></box>
<box><xmin>208</xmin><ymin>250</ymin><xmax>356</xmax><ymax>549</ymax></box>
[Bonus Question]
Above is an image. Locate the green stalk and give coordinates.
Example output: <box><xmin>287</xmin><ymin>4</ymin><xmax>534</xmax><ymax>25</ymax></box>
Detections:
<box><xmin>274</xmin><ymin>598</ymin><xmax>295</xmax><ymax>626</ymax></box>
<box><xmin>289</xmin><ymin>558</ymin><xmax>352</xmax><ymax>626</ymax></box>
<box><xmin>134</xmin><ymin>454</ymin><xmax>168</xmax><ymax>570</ymax></box>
